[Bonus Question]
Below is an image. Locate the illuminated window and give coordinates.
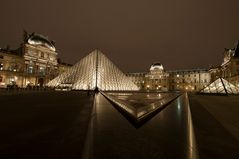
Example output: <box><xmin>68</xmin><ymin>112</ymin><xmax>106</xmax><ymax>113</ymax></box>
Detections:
<box><xmin>9</xmin><ymin>63</ymin><xmax>19</xmax><ymax>72</ymax></box>
<box><xmin>28</xmin><ymin>66</ymin><xmax>33</xmax><ymax>73</ymax></box>
<box><xmin>0</xmin><ymin>63</ymin><xmax>3</xmax><ymax>70</ymax></box>
<box><xmin>39</xmin><ymin>66</ymin><xmax>45</xmax><ymax>75</ymax></box>
<box><xmin>9</xmin><ymin>76</ymin><xmax>17</xmax><ymax>84</ymax></box>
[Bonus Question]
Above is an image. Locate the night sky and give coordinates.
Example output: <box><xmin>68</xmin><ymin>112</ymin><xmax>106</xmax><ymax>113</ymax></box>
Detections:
<box><xmin>0</xmin><ymin>0</ymin><xmax>239</xmax><ymax>72</ymax></box>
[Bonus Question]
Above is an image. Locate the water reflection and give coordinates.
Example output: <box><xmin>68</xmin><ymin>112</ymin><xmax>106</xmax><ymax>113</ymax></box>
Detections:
<box><xmin>102</xmin><ymin>92</ymin><xmax>181</xmax><ymax>126</ymax></box>
<box><xmin>82</xmin><ymin>92</ymin><xmax>199</xmax><ymax>159</ymax></box>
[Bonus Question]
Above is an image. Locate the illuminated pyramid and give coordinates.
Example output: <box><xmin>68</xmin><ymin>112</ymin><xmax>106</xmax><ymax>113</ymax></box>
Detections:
<box><xmin>47</xmin><ymin>49</ymin><xmax>139</xmax><ymax>91</ymax></box>
<box><xmin>200</xmin><ymin>78</ymin><xmax>239</xmax><ymax>94</ymax></box>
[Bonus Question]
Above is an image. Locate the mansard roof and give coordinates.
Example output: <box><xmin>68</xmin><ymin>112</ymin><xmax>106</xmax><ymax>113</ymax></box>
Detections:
<box><xmin>27</xmin><ymin>33</ymin><xmax>56</xmax><ymax>51</ymax></box>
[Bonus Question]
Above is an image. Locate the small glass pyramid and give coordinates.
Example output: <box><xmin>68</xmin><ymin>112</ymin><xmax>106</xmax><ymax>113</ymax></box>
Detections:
<box><xmin>200</xmin><ymin>78</ymin><xmax>239</xmax><ymax>94</ymax></box>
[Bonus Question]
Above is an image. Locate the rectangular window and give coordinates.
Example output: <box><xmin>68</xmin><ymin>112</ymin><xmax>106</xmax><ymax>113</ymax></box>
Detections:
<box><xmin>40</xmin><ymin>52</ymin><xmax>44</xmax><ymax>58</ymax></box>
<box><xmin>39</xmin><ymin>66</ymin><xmax>45</xmax><ymax>75</ymax></box>
<box><xmin>0</xmin><ymin>63</ymin><xmax>3</xmax><ymax>70</ymax></box>
<box><xmin>28</xmin><ymin>66</ymin><xmax>33</xmax><ymax>74</ymax></box>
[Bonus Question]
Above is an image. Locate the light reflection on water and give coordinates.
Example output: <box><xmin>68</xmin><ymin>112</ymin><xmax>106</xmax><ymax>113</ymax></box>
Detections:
<box><xmin>83</xmin><ymin>92</ymin><xmax>198</xmax><ymax>159</ymax></box>
<box><xmin>102</xmin><ymin>92</ymin><xmax>180</xmax><ymax>120</ymax></box>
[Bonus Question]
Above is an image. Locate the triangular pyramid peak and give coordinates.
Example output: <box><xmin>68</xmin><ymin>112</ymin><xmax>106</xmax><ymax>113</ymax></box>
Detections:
<box><xmin>47</xmin><ymin>50</ymin><xmax>139</xmax><ymax>91</ymax></box>
<box><xmin>200</xmin><ymin>78</ymin><xmax>239</xmax><ymax>94</ymax></box>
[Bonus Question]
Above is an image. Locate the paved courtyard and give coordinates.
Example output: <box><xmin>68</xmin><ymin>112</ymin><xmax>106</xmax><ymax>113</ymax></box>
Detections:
<box><xmin>0</xmin><ymin>91</ymin><xmax>94</xmax><ymax>159</ymax></box>
<box><xmin>189</xmin><ymin>94</ymin><xmax>239</xmax><ymax>159</ymax></box>
<box><xmin>0</xmin><ymin>91</ymin><xmax>238</xmax><ymax>159</ymax></box>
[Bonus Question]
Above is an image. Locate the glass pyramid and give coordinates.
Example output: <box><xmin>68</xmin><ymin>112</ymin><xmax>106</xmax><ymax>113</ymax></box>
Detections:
<box><xmin>47</xmin><ymin>49</ymin><xmax>139</xmax><ymax>91</ymax></box>
<box><xmin>200</xmin><ymin>78</ymin><xmax>239</xmax><ymax>94</ymax></box>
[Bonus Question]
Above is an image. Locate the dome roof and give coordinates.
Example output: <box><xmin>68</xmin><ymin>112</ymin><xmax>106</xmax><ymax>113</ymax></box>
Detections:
<box><xmin>27</xmin><ymin>33</ymin><xmax>56</xmax><ymax>51</ymax></box>
<box><xmin>150</xmin><ymin>62</ymin><xmax>164</xmax><ymax>71</ymax></box>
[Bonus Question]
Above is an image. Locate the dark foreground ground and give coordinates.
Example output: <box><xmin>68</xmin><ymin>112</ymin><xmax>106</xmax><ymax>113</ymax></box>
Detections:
<box><xmin>189</xmin><ymin>95</ymin><xmax>239</xmax><ymax>159</ymax></box>
<box><xmin>0</xmin><ymin>91</ymin><xmax>239</xmax><ymax>159</ymax></box>
<box><xmin>0</xmin><ymin>91</ymin><xmax>94</xmax><ymax>159</ymax></box>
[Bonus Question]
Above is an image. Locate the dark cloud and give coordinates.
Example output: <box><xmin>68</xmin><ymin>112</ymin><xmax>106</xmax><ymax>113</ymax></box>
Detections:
<box><xmin>1</xmin><ymin>0</ymin><xmax>239</xmax><ymax>72</ymax></box>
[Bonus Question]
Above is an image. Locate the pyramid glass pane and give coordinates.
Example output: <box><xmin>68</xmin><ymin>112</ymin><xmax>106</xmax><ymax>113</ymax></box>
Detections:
<box><xmin>200</xmin><ymin>78</ymin><xmax>239</xmax><ymax>94</ymax></box>
<box><xmin>47</xmin><ymin>50</ymin><xmax>139</xmax><ymax>91</ymax></box>
<box><xmin>221</xmin><ymin>79</ymin><xmax>239</xmax><ymax>94</ymax></box>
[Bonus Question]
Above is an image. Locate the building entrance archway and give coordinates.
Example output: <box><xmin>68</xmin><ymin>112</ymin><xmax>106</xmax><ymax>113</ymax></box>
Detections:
<box><xmin>38</xmin><ymin>78</ymin><xmax>44</xmax><ymax>87</ymax></box>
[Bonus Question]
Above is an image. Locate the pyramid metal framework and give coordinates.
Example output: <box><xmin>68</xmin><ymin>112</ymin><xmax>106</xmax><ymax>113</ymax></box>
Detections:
<box><xmin>200</xmin><ymin>78</ymin><xmax>239</xmax><ymax>94</ymax></box>
<box><xmin>47</xmin><ymin>49</ymin><xmax>139</xmax><ymax>91</ymax></box>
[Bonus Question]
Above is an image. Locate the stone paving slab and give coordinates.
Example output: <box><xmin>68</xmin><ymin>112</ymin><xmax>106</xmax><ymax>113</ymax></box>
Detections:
<box><xmin>189</xmin><ymin>95</ymin><xmax>239</xmax><ymax>159</ymax></box>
